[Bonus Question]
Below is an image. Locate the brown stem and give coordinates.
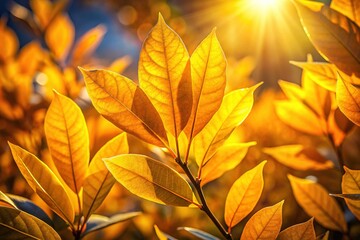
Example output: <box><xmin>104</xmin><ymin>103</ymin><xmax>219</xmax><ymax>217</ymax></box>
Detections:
<box><xmin>327</xmin><ymin>134</ymin><xmax>345</xmax><ymax>175</ymax></box>
<box><xmin>176</xmin><ymin>158</ymin><xmax>232</xmax><ymax>240</ymax></box>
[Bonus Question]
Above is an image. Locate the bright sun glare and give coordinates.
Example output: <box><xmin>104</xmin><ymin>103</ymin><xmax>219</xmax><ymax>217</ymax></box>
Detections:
<box><xmin>247</xmin><ymin>0</ymin><xmax>279</xmax><ymax>12</ymax></box>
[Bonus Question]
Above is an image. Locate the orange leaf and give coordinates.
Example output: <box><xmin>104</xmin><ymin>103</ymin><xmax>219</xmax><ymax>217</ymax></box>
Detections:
<box><xmin>45</xmin><ymin>13</ymin><xmax>74</xmax><ymax>61</ymax></box>
<box><xmin>80</xmin><ymin>68</ymin><xmax>170</xmax><ymax>150</ymax></box>
<box><xmin>336</xmin><ymin>72</ymin><xmax>360</xmax><ymax>126</ymax></box>
<box><xmin>342</xmin><ymin>166</ymin><xmax>360</xmax><ymax>220</ymax></box>
<box><xmin>240</xmin><ymin>201</ymin><xmax>283</xmax><ymax>240</ymax></box>
<box><xmin>225</xmin><ymin>161</ymin><xmax>266</xmax><ymax>232</ymax></box>
<box><xmin>184</xmin><ymin>29</ymin><xmax>226</xmax><ymax>139</ymax></box>
<box><xmin>263</xmin><ymin>145</ymin><xmax>333</xmax><ymax>171</ymax></box>
<box><xmin>82</xmin><ymin>133</ymin><xmax>128</xmax><ymax>221</ymax></box>
<box><xmin>0</xmin><ymin>18</ymin><xmax>18</xmax><ymax>61</ymax></box>
<box><xmin>288</xmin><ymin>175</ymin><xmax>347</xmax><ymax>232</ymax></box>
<box><xmin>294</xmin><ymin>0</ymin><xmax>360</xmax><ymax>77</ymax></box>
<box><xmin>201</xmin><ymin>142</ymin><xmax>256</xmax><ymax>186</ymax></box>
<box><xmin>278</xmin><ymin>218</ymin><xmax>316</xmax><ymax>240</ymax></box>
<box><xmin>194</xmin><ymin>84</ymin><xmax>260</xmax><ymax>171</ymax></box>
<box><xmin>71</xmin><ymin>24</ymin><xmax>107</xmax><ymax>66</ymax></box>
<box><xmin>45</xmin><ymin>91</ymin><xmax>89</xmax><ymax>193</ymax></box>
<box><xmin>330</xmin><ymin>0</ymin><xmax>360</xmax><ymax>26</ymax></box>
<box><xmin>139</xmin><ymin>14</ymin><xmax>192</xmax><ymax>138</ymax></box>
<box><xmin>8</xmin><ymin>143</ymin><xmax>74</xmax><ymax>224</ymax></box>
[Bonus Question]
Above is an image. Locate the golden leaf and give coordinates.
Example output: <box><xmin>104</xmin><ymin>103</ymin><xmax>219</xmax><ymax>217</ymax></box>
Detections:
<box><xmin>0</xmin><ymin>207</ymin><xmax>61</xmax><ymax>240</ymax></box>
<box><xmin>45</xmin><ymin>13</ymin><xmax>74</xmax><ymax>61</ymax></box>
<box><xmin>290</xmin><ymin>61</ymin><xmax>337</xmax><ymax>92</ymax></box>
<box><xmin>224</xmin><ymin>161</ymin><xmax>266</xmax><ymax>232</ymax></box>
<box><xmin>104</xmin><ymin>154</ymin><xmax>196</xmax><ymax>207</ymax></box>
<box><xmin>30</xmin><ymin>0</ymin><xmax>67</xmax><ymax>29</ymax></box>
<box><xmin>201</xmin><ymin>142</ymin><xmax>256</xmax><ymax>186</ymax></box>
<box><xmin>0</xmin><ymin>191</ymin><xmax>16</xmax><ymax>209</ymax></box>
<box><xmin>0</xmin><ymin>18</ymin><xmax>18</xmax><ymax>61</ymax></box>
<box><xmin>80</xmin><ymin>68</ymin><xmax>170</xmax><ymax>150</ymax></box>
<box><xmin>154</xmin><ymin>225</ymin><xmax>168</xmax><ymax>240</ymax></box>
<box><xmin>82</xmin><ymin>133</ymin><xmax>128</xmax><ymax>221</ymax></box>
<box><xmin>139</xmin><ymin>14</ymin><xmax>192</xmax><ymax>137</ymax></box>
<box><xmin>45</xmin><ymin>91</ymin><xmax>89</xmax><ymax>194</ymax></box>
<box><xmin>71</xmin><ymin>24</ymin><xmax>107</xmax><ymax>66</ymax></box>
<box><xmin>278</xmin><ymin>80</ymin><xmax>305</xmax><ymax>101</ymax></box>
<box><xmin>185</xmin><ymin>29</ymin><xmax>226</xmax><ymax>139</ymax></box>
<box><xmin>275</xmin><ymin>100</ymin><xmax>325</xmax><ymax>136</ymax></box>
<box><xmin>263</xmin><ymin>145</ymin><xmax>333</xmax><ymax>171</ymax></box>
<box><xmin>342</xmin><ymin>166</ymin><xmax>360</xmax><ymax>220</ymax></box>
<box><xmin>17</xmin><ymin>42</ymin><xmax>44</xmax><ymax>76</ymax></box>
<box><xmin>288</xmin><ymin>175</ymin><xmax>347</xmax><ymax>232</ymax></box>
<box><xmin>294</xmin><ymin>0</ymin><xmax>360</xmax><ymax>77</ymax></box>
<box><xmin>278</xmin><ymin>218</ymin><xmax>316</xmax><ymax>240</ymax></box>
<box><xmin>336</xmin><ymin>72</ymin><xmax>360</xmax><ymax>126</ymax></box>
<box><xmin>240</xmin><ymin>201</ymin><xmax>283</xmax><ymax>240</ymax></box>
<box><xmin>330</xmin><ymin>0</ymin><xmax>360</xmax><ymax>26</ymax></box>
<box><xmin>327</xmin><ymin>108</ymin><xmax>354</xmax><ymax>146</ymax></box>
<box><xmin>194</xmin><ymin>84</ymin><xmax>260</xmax><ymax>171</ymax></box>
<box><xmin>8</xmin><ymin>143</ymin><xmax>74</xmax><ymax>224</ymax></box>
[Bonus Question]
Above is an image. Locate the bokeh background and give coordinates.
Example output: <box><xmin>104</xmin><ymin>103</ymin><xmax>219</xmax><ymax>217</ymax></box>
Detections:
<box><xmin>1</xmin><ymin>0</ymin><xmax>359</xmax><ymax>239</ymax></box>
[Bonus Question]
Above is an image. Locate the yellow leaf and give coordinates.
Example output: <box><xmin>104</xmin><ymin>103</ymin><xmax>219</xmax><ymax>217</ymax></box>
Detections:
<box><xmin>275</xmin><ymin>100</ymin><xmax>325</xmax><ymax>136</ymax></box>
<box><xmin>8</xmin><ymin>143</ymin><xmax>74</xmax><ymax>224</ymax></box>
<box><xmin>327</xmin><ymin>108</ymin><xmax>354</xmax><ymax>146</ymax></box>
<box><xmin>278</xmin><ymin>218</ymin><xmax>316</xmax><ymax>240</ymax></box>
<box><xmin>0</xmin><ymin>191</ymin><xmax>17</xmax><ymax>209</ymax></box>
<box><xmin>45</xmin><ymin>13</ymin><xmax>74</xmax><ymax>61</ymax></box>
<box><xmin>194</xmin><ymin>84</ymin><xmax>260</xmax><ymax>171</ymax></box>
<box><xmin>82</xmin><ymin>133</ymin><xmax>128</xmax><ymax>221</ymax></box>
<box><xmin>0</xmin><ymin>18</ymin><xmax>18</xmax><ymax>61</ymax></box>
<box><xmin>104</xmin><ymin>154</ymin><xmax>196</xmax><ymax>207</ymax></box>
<box><xmin>185</xmin><ymin>29</ymin><xmax>226</xmax><ymax>139</ymax></box>
<box><xmin>336</xmin><ymin>72</ymin><xmax>360</xmax><ymax>126</ymax></box>
<box><xmin>225</xmin><ymin>161</ymin><xmax>266</xmax><ymax>232</ymax></box>
<box><xmin>263</xmin><ymin>145</ymin><xmax>333</xmax><ymax>171</ymax></box>
<box><xmin>30</xmin><ymin>0</ymin><xmax>67</xmax><ymax>29</ymax></box>
<box><xmin>290</xmin><ymin>61</ymin><xmax>337</xmax><ymax>92</ymax></box>
<box><xmin>80</xmin><ymin>68</ymin><xmax>170</xmax><ymax>149</ymax></box>
<box><xmin>0</xmin><ymin>207</ymin><xmax>61</xmax><ymax>240</ymax></box>
<box><xmin>17</xmin><ymin>42</ymin><xmax>44</xmax><ymax>76</ymax></box>
<box><xmin>288</xmin><ymin>175</ymin><xmax>347</xmax><ymax>232</ymax></box>
<box><xmin>109</xmin><ymin>55</ymin><xmax>132</xmax><ymax>73</ymax></box>
<box><xmin>201</xmin><ymin>142</ymin><xmax>256</xmax><ymax>186</ymax></box>
<box><xmin>342</xmin><ymin>166</ymin><xmax>360</xmax><ymax>220</ymax></box>
<box><xmin>71</xmin><ymin>24</ymin><xmax>107</xmax><ymax>66</ymax></box>
<box><xmin>240</xmin><ymin>201</ymin><xmax>283</xmax><ymax>240</ymax></box>
<box><xmin>294</xmin><ymin>1</ymin><xmax>360</xmax><ymax>77</ymax></box>
<box><xmin>139</xmin><ymin>14</ymin><xmax>192</xmax><ymax>138</ymax></box>
<box><xmin>278</xmin><ymin>80</ymin><xmax>305</xmax><ymax>101</ymax></box>
<box><xmin>331</xmin><ymin>0</ymin><xmax>360</xmax><ymax>26</ymax></box>
<box><xmin>45</xmin><ymin>91</ymin><xmax>89</xmax><ymax>194</ymax></box>
<box><xmin>154</xmin><ymin>225</ymin><xmax>168</xmax><ymax>240</ymax></box>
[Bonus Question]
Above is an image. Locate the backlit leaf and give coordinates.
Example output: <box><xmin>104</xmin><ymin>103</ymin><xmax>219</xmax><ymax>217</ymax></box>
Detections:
<box><xmin>80</xmin><ymin>68</ymin><xmax>169</xmax><ymax>149</ymax></box>
<box><xmin>8</xmin><ymin>143</ymin><xmax>74</xmax><ymax>224</ymax></box>
<box><xmin>139</xmin><ymin>14</ymin><xmax>192</xmax><ymax>137</ymax></box>
<box><xmin>336</xmin><ymin>72</ymin><xmax>360</xmax><ymax>126</ymax></box>
<box><xmin>45</xmin><ymin>13</ymin><xmax>74</xmax><ymax>61</ymax></box>
<box><xmin>275</xmin><ymin>100</ymin><xmax>325</xmax><ymax>136</ymax></box>
<box><xmin>104</xmin><ymin>154</ymin><xmax>196</xmax><ymax>206</ymax></box>
<box><xmin>330</xmin><ymin>0</ymin><xmax>360</xmax><ymax>26</ymax></box>
<box><xmin>83</xmin><ymin>133</ymin><xmax>128</xmax><ymax>220</ymax></box>
<box><xmin>240</xmin><ymin>201</ymin><xmax>283</xmax><ymax>240</ymax></box>
<box><xmin>263</xmin><ymin>145</ymin><xmax>333</xmax><ymax>171</ymax></box>
<box><xmin>178</xmin><ymin>227</ymin><xmax>220</xmax><ymax>240</ymax></box>
<box><xmin>327</xmin><ymin>108</ymin><xmax>354</xmax><ymax>146</ymax></box>
<box><xmin>0</xmin><ymin>191</ymin><xmax>16</xmax><ymax>209</ymax></box>
<box><xmin>294</xmin><ymin>1</ymin><xmax>360</xmax><ymax>77</ymax></box>
<box><xmin>195</xmin><ymin>84</ymin><xmax>260</xmax><ymax>171</ymax></box>
<box><xmin>155</xmin><ymin>225</ymin><xmax>175</xmax><ymax>240</ymax></box>
<box><xmin>83</xmin><ymin>212</ymin><xmax>140</xmax><ymax>236</ymax></box>
<box><xmin>278</xmin><ymin>80</ymin><xmax>305</xmax><ymax>101</ymax></box>
<box><xmin>342</xmin><ymin>166</ymin><xmax>360</xmax><ymax>220</ymax></box>
<box><xmin>71</xmin><ymin>24</ymin><xmax>106</xmax><ymax>66</ymax></box>
<box><xmin>290</xmin><ymin>61</ymin><xmax>337</xmax><ymax>92</ymax></box>
<box><xmin>0</xmin><ymin>18</ymin><xmax>18</xmax><ymax>61</ymax></box>
<box><xmin>0</xmin><ymin>207</ymin><xmax>61</xmax><ymax>240</ymax></box>
<box><xmin>45</xmin><ymin>91</ymin><xmax>89</xmax><ymax>194</ymax></box>
<box><xmin>185</xmin><ymin>29</ymin><xmax>226</xmax><ymax>139</ymax></box>
<box><xmin>288</xmin><ymin>175</ymin><xmax>347</xmax><ymax>232</ymax></box>
<box><xmin>225</xmin><ymin>161</ymin><xmax>266</xmax><ymax>232</ymax></box>
<box><xmin>201</xmin><ymin>142</ymin><xmax>256</xmax><ymax>186</ymax></box>
<box><xmin>278</xmin><ymin>218</ymin><xmax>316</xmax><ymax>240</ymax></box>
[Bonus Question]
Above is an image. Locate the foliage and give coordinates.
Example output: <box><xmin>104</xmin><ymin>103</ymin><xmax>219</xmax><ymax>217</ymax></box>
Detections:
<box><xmin>0</xmin><ymin>0</ymin><xmax>360</xmax><ymax>239</ymax></box>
